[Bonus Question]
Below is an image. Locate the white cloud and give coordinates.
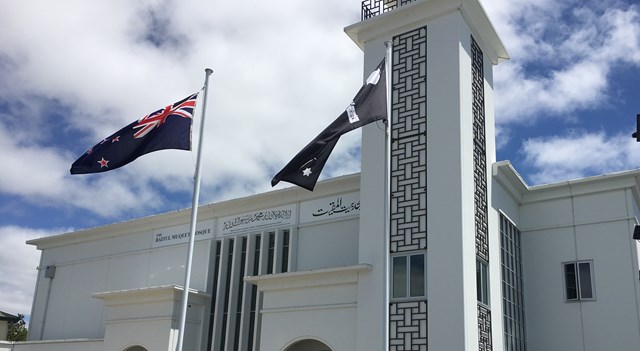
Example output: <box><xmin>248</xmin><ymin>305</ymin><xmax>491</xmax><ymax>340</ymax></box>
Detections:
<box><xmin>495</xmin><ymin>125</ymin><xmax>511</xmax><ymax>150</ymax></box>
<box><xmin>0</xmin><ymin>122</ymin><xmax>173</xmax><ymax>218</ymax></box>
<box><xmin>0</xmin><ymin>0</ymin><xmax>365</xmax><ymax>219</ymax></box>
<box><xmin>0</xmin><ymin>226</ymin><xmax>65</xmax><ymax>317</ymax></box>
<box><xmin>10</xmin><ymin>0</ymin><xmax>635</xmax><ymax>217</ymax></box>
<box><xmin>486</xmin><ymin>1</ymin><xmax>640</xmax><ymax>124</ymax></box>
<box><xmin>522</xmin><ymin>131</ymin><xmax>639</xmax><ymax>184</ymax></box>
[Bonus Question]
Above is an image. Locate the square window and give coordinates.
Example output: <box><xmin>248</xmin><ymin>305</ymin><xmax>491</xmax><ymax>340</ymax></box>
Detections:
<box><xmin>391</xmin><ymin>253</ymin><xmax>426</xmax><ymax>300</ymax></box>
<box><xmin>563</xmin><ymin>261</ymin><xmax>595</xmax><ymax>301</ymax></box>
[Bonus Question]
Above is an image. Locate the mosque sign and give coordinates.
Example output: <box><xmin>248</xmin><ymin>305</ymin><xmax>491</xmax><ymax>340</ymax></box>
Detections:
<box><xmin>300</xmin><ymin>192</ymin><xmax>360</xmax><ymax>224</ymax></box>
<box><xmin>219</xmin><ymin>204</ymin><xmax>297</xmax><ymax>235</ymax></box>
<box><xmin>152</xmin><ymin>220</ymin><xmax>215</xmax><ymax>248</ymax></box>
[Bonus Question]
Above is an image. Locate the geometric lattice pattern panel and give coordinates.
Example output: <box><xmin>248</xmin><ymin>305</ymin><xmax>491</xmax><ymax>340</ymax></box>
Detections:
<box><xmin>390</xmin><ymin>301</ymin><xmax>428</xmax><ymax>351</ymax></box>
<box><xmin>472</xmin><ymin>35</ymin><xmax>492</xmax><ymax>351</ymax></box>
<box><xmin>471</xmin><ymin>36</ymin><xmax>489</xmax><ymax>262</ymax></box>
<box><xmin>361</xmin><ymin>0</ymin><xmax>418</xmax><ymax>20</ymax></box>
<box><xmin>390</xmin><ymin>27</ymin><xmax>427</xmax><ymax>253</ymax></box>
<box><xmin>478</xmin><ymin>304</ymin><xmax>493</xmax><ymax>351</ymax></box>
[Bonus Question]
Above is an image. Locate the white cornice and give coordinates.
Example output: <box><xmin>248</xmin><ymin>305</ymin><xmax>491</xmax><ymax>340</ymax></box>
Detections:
<box><xmin>244</xmin><ymin>264</ymin><xmax>372</xmax><ymax>291</ymax></box>
<box><xmin>27</xmin><ymin>173</ymin><xmax>360</xmax><ymax>250</ymax></box>
<box><xmin>493</xmin><ymin>160</ymin><xmax>640</xmax><ymax>204</ymax></box>
<box><xmin>92</xmin><ymin>285</ymin><xmax>209</xmax><ymax>305</ymax></box>
<box><xmin>492</xmin><ymin>161</ymin><xmax>529</xmax><ymax>204</ymax></box>
<box><xmin>344</xmin><ymin>0</ymin><xmax>509</xmax><ymax>64</ymax></box>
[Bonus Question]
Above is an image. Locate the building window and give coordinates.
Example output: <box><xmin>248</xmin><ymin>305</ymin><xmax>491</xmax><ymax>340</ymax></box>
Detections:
<box><xmin>267</xmin><ymin>232</ymin><xmax>275</xmax><ymax>274</ymax></box>
<box><xmin>209</xmin><ymin>229</ymin><xmax>294</xmax><ymax>350</ymax></box>
<box><xmin>392</xmin><ymin>252</ymin><xmax>426</xmax><ymax>299</ymax></box>
<box><xmin>281</xmin><ymin>230</ymin><xmax>290</xmax><ymax>273</ymax></box>
<box><xmin>477</xmin><ymin>260</ymin><xmax>489</xmax><ymax>305</ymax></box>
<box><xmin>563</xmin><ymin>261</ymin><xmax>595</xmax><ymax>301</ymax></box>
<box><xmin>500</xmin><ymin>214</ymin><xmax>526</xmax><ymax>351</ymax></box>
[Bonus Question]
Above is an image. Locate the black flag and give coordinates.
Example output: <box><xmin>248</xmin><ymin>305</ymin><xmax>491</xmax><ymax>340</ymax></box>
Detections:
<box><xmin>271</xmin><ymin>58</ymin><xmax>387</xmax><ymax>191</ymax></box>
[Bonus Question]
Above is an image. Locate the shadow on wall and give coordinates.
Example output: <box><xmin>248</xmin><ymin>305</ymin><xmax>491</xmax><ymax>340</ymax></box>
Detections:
<box><xmin>122</xmin><ymin>346</ymin><xmax>148</xmax><ymax>351</ymax></box>
<box><xmin>285</xmin><ymin>339</ymin><xmax>333</xmax><ymax>351</ymax></box>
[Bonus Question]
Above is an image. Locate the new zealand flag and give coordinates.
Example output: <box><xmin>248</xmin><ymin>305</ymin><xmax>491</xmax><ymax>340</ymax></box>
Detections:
<box><xmin>70</xmin><ymin>93</ymin><xmax>199</xmax><ymax>174</ymax></box>
<box><xmin>271</xmin><ymin>58</ymin><xmax>387</xmax><ymax>191</ymax></box>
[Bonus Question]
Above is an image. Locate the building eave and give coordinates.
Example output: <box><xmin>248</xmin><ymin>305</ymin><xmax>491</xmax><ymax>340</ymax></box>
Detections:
<box><xmin>344</xmin><ymin>0</ymin><xmax>509</xmax><ymax>64</ymax></box>
<box><xmin>492</xmin><ymin>160</ymin><xmax>529</xmax><ymax>204</ymax></box>
<box><xmin>493</xmin><ymin>160</ymin><xmax>640</xmax><ymax>204</ymax></box>
<box><xmin>26</xmin><ymin>173</ymin><xmax>361</xmax><ymax>250</ymax></box>
<box><xmin>92</xmin><ymin>285</ymin><xmax>209</xmax><ymax>305</ymax></box>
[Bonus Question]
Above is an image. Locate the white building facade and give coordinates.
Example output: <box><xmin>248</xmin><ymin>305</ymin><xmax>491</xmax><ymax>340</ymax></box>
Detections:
<box><xmin>3</xmin><ymin>1</ymin><xmax>640</xmax><ymax>351</ymax></box>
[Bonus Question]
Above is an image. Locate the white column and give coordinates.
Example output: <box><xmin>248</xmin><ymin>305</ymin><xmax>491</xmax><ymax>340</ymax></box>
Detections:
<box><xmin>346</xmin><ymin>1</ymin><xmax>508</xmax><ymax>350</ymax></box>
<box><xmin>425</xmin><ymin>11</ymin><xmax>477</xmax><ymax>350</ymax></box>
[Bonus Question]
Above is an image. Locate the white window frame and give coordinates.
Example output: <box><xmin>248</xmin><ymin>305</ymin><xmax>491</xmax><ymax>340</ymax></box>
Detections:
<box><xmin>562</xmin><ymin>260</ymin><xmax>595</xmax><ymax>302</ymax></box>
<box><xmin>476</xmin><ymin>259</ymin><xmax>490</xmax><ymax>306</ymax></box>
<box><xmin>391</xmin><ymin>252</ymin><xmax>427</xmax><ymax>301</ymax></box>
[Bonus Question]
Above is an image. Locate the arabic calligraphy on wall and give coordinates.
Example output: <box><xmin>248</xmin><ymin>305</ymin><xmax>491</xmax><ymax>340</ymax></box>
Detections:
<box><xmin>300</xmin><ymin>192</ymin><xmax>361</xmax><ymax>224</ymax></box>
<box><xmin>218</xmin><ymin>204</ymin><xmax>297</xmax><ymax>236</ymax></box>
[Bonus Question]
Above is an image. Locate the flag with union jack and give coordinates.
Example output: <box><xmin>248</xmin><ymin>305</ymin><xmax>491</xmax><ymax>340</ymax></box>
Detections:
<box><xmin>70</xmin><ymin>92</ymin><xmax>199</xmax><ymax>174</ymax></box>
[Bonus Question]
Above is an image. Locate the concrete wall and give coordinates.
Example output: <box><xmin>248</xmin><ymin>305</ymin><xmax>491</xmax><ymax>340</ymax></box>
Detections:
<box><xmin>493</xmin><ymin>164</ymin><xmax>640</xmax><ymax>351</ymax></box>
<box><xmin>520</xmin><ymin>186</ymin><xmax>640</xmax><ymax>351</ymax></box>
<box><xmin>29</xmin><ymin>233</ymin><xmax>212</xmax><ymax>341</ymax></box>
<box><xmin>347</xmin><ymin>1</ymin><xmax>508</xmax><ymax>349</ymax></box>
<box><xmin>26</xmin><ymin>175</ymin><xmax>362</xmax><ymax>350</ymax></box>
<box><xmin>248</xmin><ymin>265</ymin><xmax>368</xmax><ymax>351</ymax></box>
<box><xmin>425</xmin><ymin>11</ymin><xmax>479</xmax><ymax>351</ymax></box>
<box><xmin>0</xmin><ymin>339</ymin><xmax>104</xmax><ymax>351</ymax></box>
<box><xmin>296</xmin><ymin>218</ymin><xmax>359</xmax><ymax>271</ymax></box>
<box><xmin>96</xmin><ymin>286</ymin><xmax>208</xmax><ymax>351</ymax></box>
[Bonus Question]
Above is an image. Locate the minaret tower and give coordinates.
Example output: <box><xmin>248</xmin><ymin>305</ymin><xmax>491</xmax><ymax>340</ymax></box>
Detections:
<box><xmin>346</xmin><ymin>1</ymin><xmax>508</xmax><ymax>350</ymax></box>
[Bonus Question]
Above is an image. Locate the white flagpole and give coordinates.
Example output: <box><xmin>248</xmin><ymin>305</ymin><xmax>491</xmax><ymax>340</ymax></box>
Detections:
<box><xmin>383</xmin><ymin>40</ymin><xmax>393</xmax><ymax>351</ymax></box>
<box><xmin>175</xmin><ymin>68</ymin><xmax>213</xmax><ymax>351</ymax></box>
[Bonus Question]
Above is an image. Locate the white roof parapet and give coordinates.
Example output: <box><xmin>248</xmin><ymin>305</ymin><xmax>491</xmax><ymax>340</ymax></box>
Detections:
<box><xmin>493</xmin><ymin>160</ymin><xmax>640</xmax><ymax>204</ymax></box>
<box><xmin>27</xmin><ymin>173</ymin><xmax>361</xmax><ymax>250</ymax></box>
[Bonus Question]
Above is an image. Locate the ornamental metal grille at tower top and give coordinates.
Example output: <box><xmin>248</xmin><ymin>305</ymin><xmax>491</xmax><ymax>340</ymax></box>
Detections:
<box><xmin>361</xmin><ymin>0</ymin><xmax>419</xmax><ymax>20</ymax></box>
